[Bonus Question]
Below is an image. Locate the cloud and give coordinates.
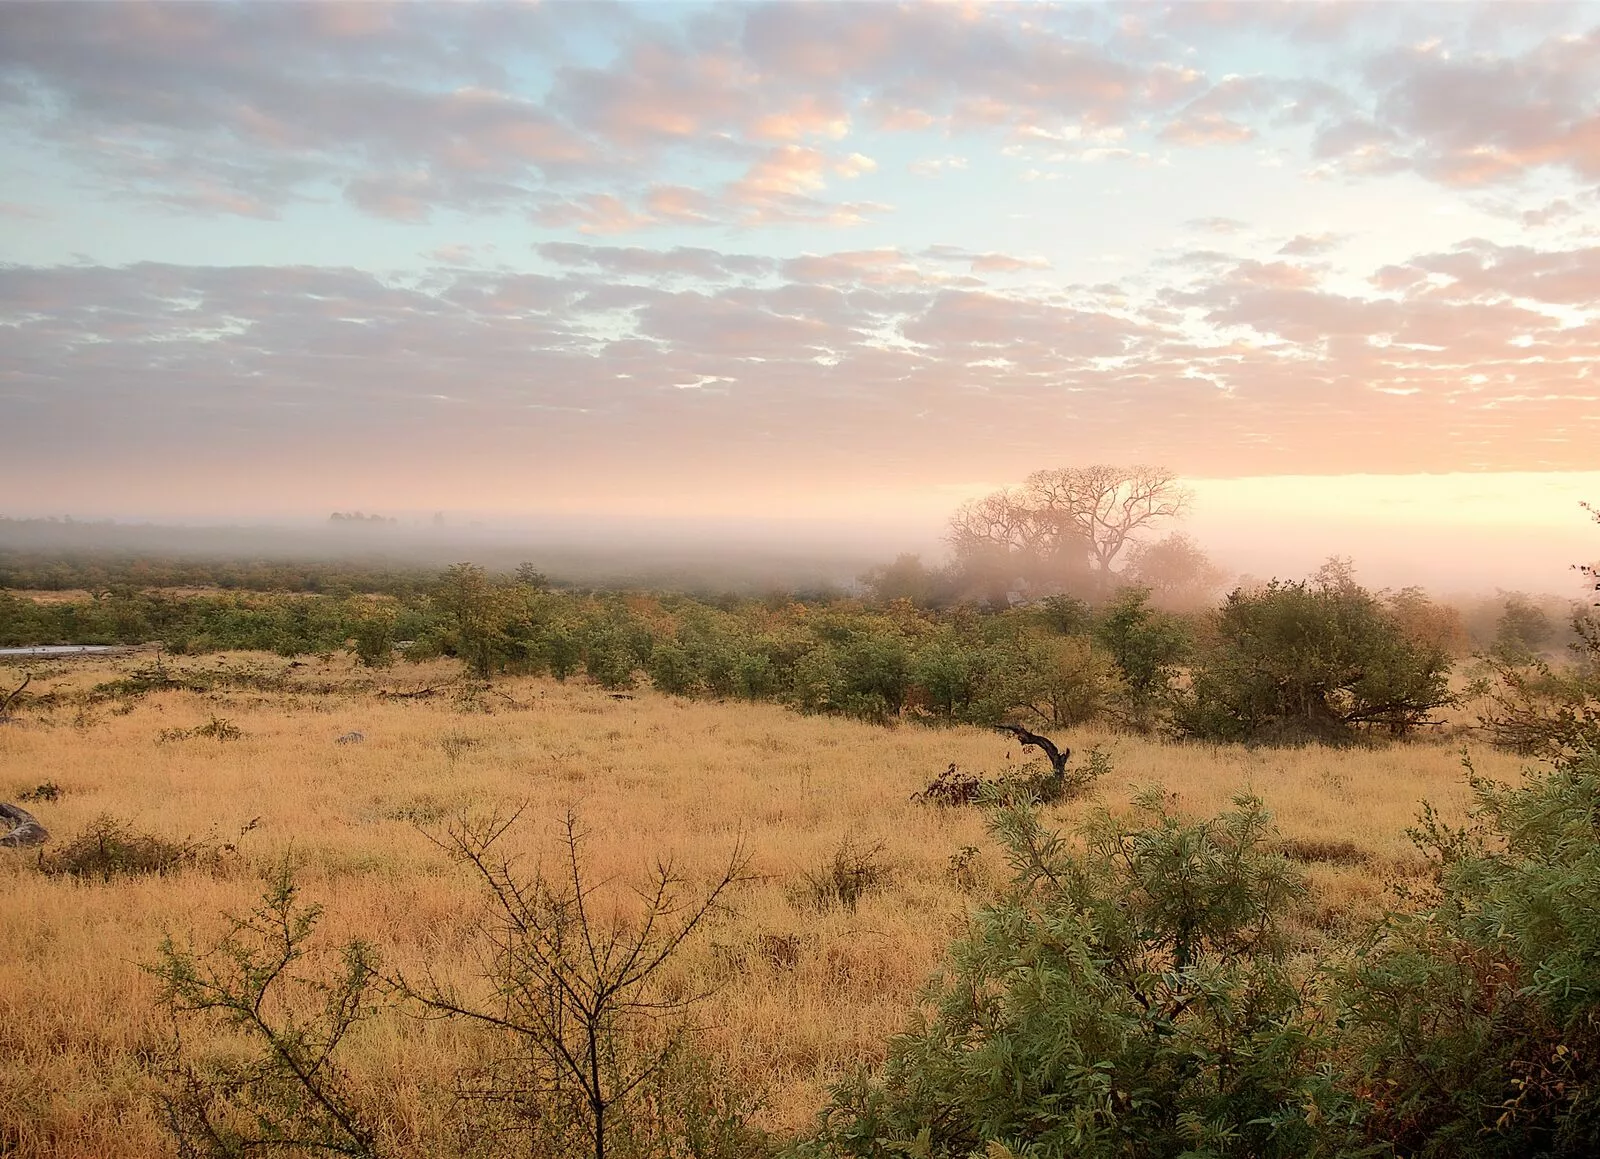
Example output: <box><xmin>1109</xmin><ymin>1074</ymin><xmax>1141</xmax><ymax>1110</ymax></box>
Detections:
<box><xmin>9</xmin><ymin>231</ymin><xmax>1597</xmax><ymax>492</ymax></box>
<box><xmin>537</xmin><ymin>243</ymin><xmax>773</xmax><ymax>282</ymax></box>
<box><xmin>908</xmin><ymin>154</ymin><xmax>969</xmax><ymax>177</ymax></box>
<box><xmin>534</xmin><ymin>193</ymin><xmax>656</xmax><ymax>236</ymax></box>
<box><xmin>1314</xmin><ymin>30</ymin><xmax>1600</xmax><ymax>187</ymax></box>
<box><xmin>0</xmin><ymin>1</ymin><xmax>1229</xmax><ymax>228</ymax></box>
<box><xmin>969</xmin><ymin>253</ymin><xmax>1053</xmax><ymax>274</ymax></box>
<box><xmin>1277</xmin><ymin>232</ymin><xmax>1345</xmax><ymax>257</ymax></box>
<box><xmin>1187</xmin><ymin>217</ymin><xmax>1249</xmax><ymax>235</ymax></box>
<box><xmin>1159</xmin><ymin>112</ymin><xmax>1256</xmax><ymax>146</ymax></box>
<box><xmin>1519</xmin><ymin>198</ymin><xmax>1583</xmax><ymax>228</ymax></box>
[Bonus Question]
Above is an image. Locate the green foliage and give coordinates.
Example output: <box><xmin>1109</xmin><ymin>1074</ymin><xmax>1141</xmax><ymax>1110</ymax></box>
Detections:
<box><xmin>648</xmin><ymin>638</ymin><xmax>701</xmax><ymax>696</ymax></box>
<box><xmin>433</xmin><ymin>563</ymin><xmax>511</xmax><ymax>680</ymax></box>
<box><xmin>1339</xmin><ymin>749</ymin><xmax>1600</xmax><ymax>1157</ymax></box>
<box><xmin>1092</xmin><ymin>587</ymin><xmax>1190</xmax><ymax>728</ymax></box>
<box><xmin>983</xmin><ymin>632</ymin><xmax>1126</xmax><ymax>729</ymax></box>
<box><xmin>803</xmin><ymin>792</ymin><xmax>1346</xmax><ymax>1159</ymax></box>
<box><xmin>1477</xmin><ymin>657</ymin><xmax>1600</xmax><ymax>760</ymax></box>
<box><xmin>0</xmin><ymin>555</ymin><xmax>1461</xmax><ymax>751</ymax></box>
<box><xmin>1493</xmin><ymin>594</ymin><xmax>1556</xmax><ymax>663</ymax></box>
<box><xmin>349</xmin><ymin>600</ymin><xmax>399</xmax><ymax>668</ymax></box>
<box><xmin>1176</xmin><ymin>579</ymin><xmax>1453</xmax><ymax>744</ymax></box>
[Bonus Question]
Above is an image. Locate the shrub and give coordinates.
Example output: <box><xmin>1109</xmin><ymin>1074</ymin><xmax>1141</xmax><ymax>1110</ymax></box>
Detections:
<box><xmin>1175</xmin><ymin>579</ymin><xmax>1453</xmax><ymax>744</ymax></box>
<box><xmin>158</xmin><ymin>716</ymin><xmax>244</xmax><ymax>743</ymax></box>
<box><xmin>912</xmin><ymin>764</ymin><xmax>985</xmax><ymax>807</ymax></box>
<box><xmin>585</xmin><ymin>625</ymin><xmax>642</xmax><ymax>690</ymax></box>
<box><xmin>803</xmin><ymin>792</ymin><xmax>1348</xmax><ymax>1158</ymax></box>
<box><xmin>1477</xmin><ymin>657</ymin><xmax>1600</xmax><ymax>760</ymax></box>
<box><xmin>150</xmin><ymin>815</ymin><xmax>766</xmax><ymax>1159</ymax></box>
<box><xmin>41</xmin><ymin>815</ymin><xmax>233</xmax><ymax>880</ymax></box>
<box><xmin>978</xmin><ymin>633</ymin><xmax>1125</xmax><ymax>728</ymax></box>
<box><xmin>914</xmin><ymin>747</ymin><xmax>1112</xmax><ymax>810</ymax></box>
<box><xmin>349</xmin><ymin>602</ymin><xmax>398</xmax><ymax>668</ymax></box>
<box><xmin>395</xmin><ymin>808</ymin><xmax>758</xmax><ymax>1159</ymax></box>
<box><xmin>1338</xmin><ymin>749</ymin><xmax>1600</xmax><ymax>1157</ymax></box>
<box><xmin>148</xmin><ymin>859</ymin><xmax>385</xmax><ymax>1158</ymax></box>
<box><xmin>796</xmin><ymin>837</ymin><xmax>891</xmax><ymax>913</ymax></box>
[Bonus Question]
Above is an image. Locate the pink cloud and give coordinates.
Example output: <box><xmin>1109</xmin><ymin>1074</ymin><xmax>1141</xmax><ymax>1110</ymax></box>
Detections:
<box><xmin>749</xmin><ymin>95</ymin><xmax>851</xmax><ymax>141</ymax></box>
<box><xmin>644</xmin><ymin>184</ymin><xmax>719</xmax><ymax>225</ymax></box>
<box><xmin>534</xmin><ymin>193</ymin><xmax>654</xmax><ymax>235</ymax></box>
<box><xmin>1159</xmin><ymin>111</ymin><xmax>1256</xmax><ymax>146</ymax></box>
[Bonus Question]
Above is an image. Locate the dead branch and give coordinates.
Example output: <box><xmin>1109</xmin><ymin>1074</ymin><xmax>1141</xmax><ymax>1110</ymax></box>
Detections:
<box><xmin>0</xmin><ymin>673</ymin><xmax>31</xmax><ymax>718</ymax></box>
<box><xmin>376</xmin><ymin>680</ymin><xmax>455</xmax><ymax>701</ymax></box>
<box><xmin>994</xmin><ymin>723</ymin><xmax>1071</xmax><ymax>776</ymax></box>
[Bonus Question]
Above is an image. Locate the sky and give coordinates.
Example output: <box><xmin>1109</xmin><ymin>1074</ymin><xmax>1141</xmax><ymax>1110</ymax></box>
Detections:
<box><xmin>0</xmin><ymin>1</ymin><xmax>1597</xmax><ymax>591</ymax></box>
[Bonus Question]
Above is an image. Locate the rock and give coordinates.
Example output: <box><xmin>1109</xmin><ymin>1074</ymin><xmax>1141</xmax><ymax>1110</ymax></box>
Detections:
<box><xmin>0</xmin><ymin>802</ymin><xmax>49</xmax><ymax>848</ymax></box>
<box><xmin>335</xmin><ymin>731</ymin><xmax>365</xmax><ymax>745</ymax></box>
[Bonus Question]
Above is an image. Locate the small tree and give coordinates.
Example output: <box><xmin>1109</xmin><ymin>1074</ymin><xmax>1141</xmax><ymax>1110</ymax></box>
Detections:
<box><xmin>1092</xmin><ymin>586</ymin><xmax>1190</xmax><ymax>729</ymax></box>
<box><xmin>1492</xmin><ymin>593</ymin><xmax>1555</xmax><ymax>664</ymax></box>
<box><xmin>434</xmin><ymin>563</ymin><xmax>509</xmax><ymax>679</ymax></box>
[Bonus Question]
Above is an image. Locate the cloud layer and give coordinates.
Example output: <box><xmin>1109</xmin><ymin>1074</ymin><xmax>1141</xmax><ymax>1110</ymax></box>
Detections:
<box><xmin>1</xmin><ymin>2</ymin><xmax>1597</xmax><ymax>514</ymax></box>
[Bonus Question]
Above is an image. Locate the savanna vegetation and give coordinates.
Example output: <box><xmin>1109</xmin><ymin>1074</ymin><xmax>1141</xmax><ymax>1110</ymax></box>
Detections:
<box><xmin>3</xmin><ymin>473</ymin><xmax>1598</xmax><ymax>1157</ymax></box>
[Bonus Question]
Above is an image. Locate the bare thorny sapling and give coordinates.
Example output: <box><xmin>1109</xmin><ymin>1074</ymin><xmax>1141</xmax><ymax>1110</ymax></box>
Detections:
<box><xmin>147</xmin><ymin>857</ymin><xmax>384</xmax><ymax>1158</ymax></box>
<box><xmin>390</xmin><ymin>806</ymin><xmax>754</xmax><ymax>1159</ymax></box>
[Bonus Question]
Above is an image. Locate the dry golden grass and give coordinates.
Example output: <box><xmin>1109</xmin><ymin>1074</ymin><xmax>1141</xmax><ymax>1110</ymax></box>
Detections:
<box><xmin>0</xmin><ymin>651</ymin><xmax>1529</xmax><ymax>1157</ymax></box>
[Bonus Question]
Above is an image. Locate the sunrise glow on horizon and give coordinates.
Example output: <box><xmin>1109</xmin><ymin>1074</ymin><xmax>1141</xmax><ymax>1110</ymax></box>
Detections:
<box><xmin>1</xmin><ymin>1</ymin><xmax>1596</xmax><ymax>590</ymax></box>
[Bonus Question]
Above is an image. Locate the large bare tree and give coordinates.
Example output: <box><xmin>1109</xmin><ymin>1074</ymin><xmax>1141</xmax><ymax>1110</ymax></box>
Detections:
<box><xmin>948</xmin><ymin>465</ymin><xmax>1190</xmax><ymax>598</ymax></box>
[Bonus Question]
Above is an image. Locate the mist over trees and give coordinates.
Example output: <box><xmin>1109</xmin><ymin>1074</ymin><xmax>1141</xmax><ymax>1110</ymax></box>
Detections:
<box><xmin>946</xmin><ymin>465</ymin><xmax>1191</xmax><ymax>603</ymax></box>
<box><xmin>860</xmin><ymin>464</ymin><xmax>1216</xmax><ymax>611</ymax></box>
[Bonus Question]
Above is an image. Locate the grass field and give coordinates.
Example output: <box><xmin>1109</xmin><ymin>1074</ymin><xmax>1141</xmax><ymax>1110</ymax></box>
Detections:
<box><xmin>0</xmin><ymin>651</ymin><xmax>1529</xmax><ymax>1157</ymax></box>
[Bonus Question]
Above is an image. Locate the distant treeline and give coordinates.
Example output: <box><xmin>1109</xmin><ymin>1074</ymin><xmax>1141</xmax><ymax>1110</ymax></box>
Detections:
<box><xmin>2</xmin><ymin>561</ymin><xmax>1514</xmax><ymax>745</ymax></box>
<box><xmin>0</xmin><ymin>549</ymin><xmax>445</xmax><ymax>596</ymax></box>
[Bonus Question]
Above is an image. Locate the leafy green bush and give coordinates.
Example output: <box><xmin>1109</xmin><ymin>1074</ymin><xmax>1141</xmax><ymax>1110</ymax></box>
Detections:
<box><xmin>802</xmin><ymin>792</ymin><xmax>1349</xmax><ymax>1158</ymax></box>
<box><xmin>1175</xmin><ymin>579</ymin><xmax>1453</xmax><ymax>744</ymax></box>
<box><xmin>1338</xmin><ymin>749</ymin><xmax>1600</xmax><ymax>1157</ymax></box>
<box><xmin>1092</xmin><ymin>587</ymin><xmax>1190</xmax><ymax>729</ymax></box>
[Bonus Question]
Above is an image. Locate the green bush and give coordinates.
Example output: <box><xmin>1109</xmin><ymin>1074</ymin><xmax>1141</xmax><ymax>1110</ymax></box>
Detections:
<box><xmin>1175</xmin><ymin>579</ymin><xmax>1452</xmax><ymax>744</ymax></box>
<box><xmin>1338</xmin><ymin>749</ymin><xmax>1600</xmax><ymax>1157</ymax></box>
<box><xmin>803</xmin><ymin>791</ymin><xmax>1349</xmax><ymax>1158</ymax></box>
<box><xmin>1092</xmin><ymin>587</ymin><xmax>1190</xmax><ymax>729</ymax></box>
